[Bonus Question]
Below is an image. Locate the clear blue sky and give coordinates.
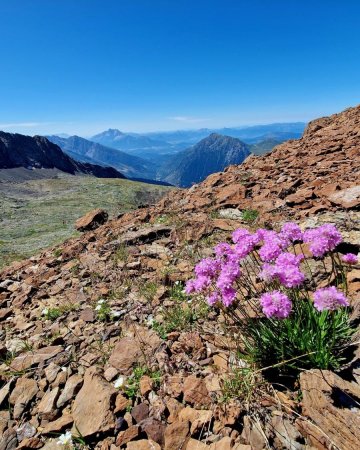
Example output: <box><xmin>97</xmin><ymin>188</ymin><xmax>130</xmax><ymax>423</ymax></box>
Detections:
<box><xmin>0</xmin><ymin>0</ymin><xmax>359</xmax><ymax>136</ymax></box>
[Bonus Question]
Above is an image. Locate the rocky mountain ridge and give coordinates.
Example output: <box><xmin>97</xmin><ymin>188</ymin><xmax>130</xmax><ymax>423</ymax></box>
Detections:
<box><xmin>47</xmin><ymin>135</ymin><xmax>157</xmax><ymax>180</ymax></box>
<box><xmin>0</xmin><ymin>105</ymin><xmax>359</xmax><ymax>449</ymax></box>
<box><xmin>0</xmin><ymin>132</ymin><xmax>125</xmax><ymax>180</ymax></box>
<box><xmin>159</xmin><ymin>133</ymin><xmax>251</xmax><ymax>187</ymax></box>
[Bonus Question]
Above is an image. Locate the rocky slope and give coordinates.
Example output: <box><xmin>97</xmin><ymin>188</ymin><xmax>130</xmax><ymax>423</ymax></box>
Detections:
<box><xmin>0</xmin><ymin>132</ymin><xmax>125</xmax><ymax>180</ymax></box>
<box><xmin>159</xmin><ymin>134</ymin><xmax>251</xmax><ymax>187</ymax></box>
<box><xmin>47</xmin><ymin>135</ymin><xmax>157</xmax><ymax>180</ymax></box>
<box><xmin>0</xmin><ymin>106</ymin><xmax>359</xmax><ymax>450</ymax></box>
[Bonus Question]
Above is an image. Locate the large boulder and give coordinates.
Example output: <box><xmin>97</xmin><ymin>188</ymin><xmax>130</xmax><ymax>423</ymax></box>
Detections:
<box><xmin>75</xmin><ymin>208</ymin><xmax>108</xmax><ymax>232</ymax></box>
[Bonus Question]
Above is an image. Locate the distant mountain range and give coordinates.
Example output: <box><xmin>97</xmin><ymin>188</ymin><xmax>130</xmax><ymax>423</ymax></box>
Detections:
<box><xmin>0</xmin><ymin>132</ymin><xmax>125</xmax><ymax>181</ymax></box>
<box><xmin>158</xmin><ymin>133</ymin><xmax>251</xmax><ymax>187</ymax></box>
<box><xmin>91</xmin><ymin>129</ymin><xmax>168</xmax><ymax>151</ymax></box>
<box><xmin>47</xmin><ymin>135</ymin><xmax>157</xmax><ymax>179</ymax></box>
<box><xmin>46</xmin><ymin>122</ymin><xmax>307</xmax><ymax>187</ymax></box>
<box><xmin>80</xmin><ymin>123</ymin><xmax>305</xmax><ymax>165</ymax></box>
<box><xmin>144</xmin><ymin>122</ymin><xmax>305</xmax><ymax>145</ymax></box>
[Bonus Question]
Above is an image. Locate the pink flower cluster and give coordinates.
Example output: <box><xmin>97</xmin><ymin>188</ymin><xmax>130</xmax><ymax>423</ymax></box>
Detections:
<box><xmin>313</xmin><ymin>286</ymin><xmax>349</xmax><ymax>311</ymax></box>
<box><xmin>303</xmin><ymin>224</ymin><xmax>342</xmax><ymax>257</ymax></box>
<box><xmin>185</xmin><ymin>222</ymin><xmax>350</xmax><ymax>319</ymax></box>
<box><xmin>260</xmin><ymin>291</ymin><xmax>292</xmax><ymax>319</ymax></box>
<box><xmin>259</xmin><ymin>252</ymin><xmax>305</xmax><ymax>288</ymax></box>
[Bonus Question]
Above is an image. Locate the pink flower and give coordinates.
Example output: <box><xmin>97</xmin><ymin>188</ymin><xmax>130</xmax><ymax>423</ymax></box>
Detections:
<box><xmin>185</xmin><ymin>280</ymin><xmax>196</xmax><ymax>294</ymax></box>
<box><xmin>221</xmin><ymin>286</ymin><xmax>237</xmax><ymax>306</ymax></box>
<box><xmin>259</xmin><ymin>263</ymin><xmax>277</xmax><ymax>282</ymax></box>
<box><xmin>259</xmin><ymin>253</ymin><xmax>305</xmax><ymax>288</ymax></box>
<box><xmin>313</xmin><ymin>286</ymin><xmax>349</xmax><ymax>311</ymax></box>
<box><xmin>232</xmin><ymin>228</ymin><xmax>257</xmax><ymax>259</ymax></box>
<box><xmin>279</xmin><ymin>222</ymin><xmax>303</xmax><ymax>243</ymax></box>
<box><xmin>206</xmin><ymin>292</ymin><xmax>219</xmax><ymax>306</ymax></box>
<box><xmin>258</xmin><ymin>230</ymin><xmax>288</xmax><ymax>262</ymax></box>
<box><xmin>195</xmin><ymin>258</ymin><xmax>220</xmax><ymax>278</ymax></box>
<box><xmin>232</xmin><ymin>228</ymin><xmax>253</xmax><ymax>244</ymax></box>
<box><xmin>214</xmin><ymin>242</ymin><xmax>232</xmax><ymax>257</ymax></box>
<box><xmin>341</xmin><ymin>253</ymin><xmax>358</xmax><ymax>265</ymax></box>
<box><xmin>304</xmin><ymin>224</ymin><xmax>342</xmax><ymax>257</ymax></box>
<box><xmin>216</xmin><ymin>261</ymin><xmax>240</xmax><ymax>290</ymax></box>
<box><xmin>260</xmin><ymin>291</ymin><xmax>292</xmax><ymax>319</ymax></box>
<box><xmin>259</xmin><ymin>242</ymin><xmax>282</xmax><ymax>262</ymax></box>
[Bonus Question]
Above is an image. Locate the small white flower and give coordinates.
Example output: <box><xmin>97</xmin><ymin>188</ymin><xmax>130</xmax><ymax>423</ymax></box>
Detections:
<box><xmin>61</xmin><ymin>366</ymin><xmax>68</xmax><ymax>372</ymax></box>
<box><xmin>146</xmin><ymin>315</ymin><xmax>154</xmax><ymax>326</ymax></box>
<box><xmin>114</xmin><ymin>376</ymin><xmax>126</xmax><ymax>389</ymax></box>
<box><xmin>57</xmin><ymin>431</ymin><xmax>72</xmax><ymax>445</ymax></box>
<box><xmin>174</xmin><ymin>281</ymin><xmax>180</xmax><ymax>285</ymax></box>
<box><xmin>95</xmin><ymin>304</ymin><xmax>102</xmax><ymax>311</ymax></box>
<box><xmin>112</xmin><ymin>310</ymin><xmax>122</xmax><ymax>317</ymax></box>
<box><xmin>97</xmin><ymin>299</ymin><xmax>105</xmax><ymax>304</ymax></box>
<box><xmin>42</xmin><ymin>308</ymin><xmax>49</xmax><ymax>316</ymax></box>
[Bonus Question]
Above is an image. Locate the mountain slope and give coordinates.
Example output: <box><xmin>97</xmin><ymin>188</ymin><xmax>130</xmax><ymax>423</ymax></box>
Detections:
<box><xmin>0</xmin><ymin>105</ymin><xmax>358</xmax><ymax>450</ymax></box>
<box><xmin>159</xmin><ymin>133</ymin><xmax>251</xmax><ymax>187</ymax></box>
<box><xmin>0</xmin><ymin>132</ymin><xmax>125</xmax><ymax>179</ymax></box>
<box><xmin>47</xmin><ymin>135</ymin><xmax>157</xmax><ymax>179</ymax></box>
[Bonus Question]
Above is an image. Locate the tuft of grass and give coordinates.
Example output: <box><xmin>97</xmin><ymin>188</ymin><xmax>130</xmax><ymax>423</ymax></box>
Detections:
<box><xmin>139</xmin><ymin>281</ymin><xmax>158</xmax><ymax>301</ymax></box>
<box><xmin>221</xmin><ymin>366</ymin><xmax>261</xmax><ymax>404</ymax></box>
<box><xmin>113</xmin><ymin>243</ymin><xmax>129</xmax><ymax>264</ymax></box>
<box><xmin>53</xmin><ymin>248</ymin><xmax>63</xmax><ymax>257</ymax></box>
<box><xmin>125</xmin><ymin>366</ymin><xmax>161</xmax><ymax>400</ymax></box>
<box><xmin>243</xmin><ymin>300</ymin><xmax>354</xmax><ymax>374</ymax></box>
<box><xmin>241</xmin><ymin>209</ymin><xmax>259</xmax><ymax>223</ymax></box>
<box><xmin>43</xmin><ymin>308</ymin><xmax>62</xmax><ymax>321</ymax></box>
<box><xmin>152</xmin><ymin>282</ymin><xmax>209</xmax><ymax>338</ymax></box>
<box><xmin>42</xmin><ymin>303</ymin><xmax>79</xmax><ymax>321</ymax></box>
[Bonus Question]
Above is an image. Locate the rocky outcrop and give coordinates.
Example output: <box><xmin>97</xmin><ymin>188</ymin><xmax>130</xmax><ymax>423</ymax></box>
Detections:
<box><xmin>75</xmin><ymin>209</ymin><xmax>109</xmax><ymax>232</ymax></box>
<box><xmin>159</xmin><ymin>133</ymin><xmax>251</xmax><ymax>187</ymax></box>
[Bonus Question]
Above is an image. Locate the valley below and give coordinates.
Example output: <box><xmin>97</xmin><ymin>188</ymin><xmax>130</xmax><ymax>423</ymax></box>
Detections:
<box><xmin>0</xmin><ymin>175</ymin><xmax>171</xmax><ymax>268</ymax></box>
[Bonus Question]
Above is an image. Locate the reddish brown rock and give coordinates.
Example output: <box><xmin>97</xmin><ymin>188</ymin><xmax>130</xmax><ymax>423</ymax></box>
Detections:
<box><xmin>37</xmin><ymin>387</ymin><xmax>60</xmax><ymax>421</ymax></box>
<box><xmin>131</xmin><ymin>402</ymin><xmax>149</xmax><ymax>423</ymax></box>
<box><xmin>71</xmin><ymin>367</ymin><xmax>116</xmax><ymax>437</ymax></box>
<box><xmin>42</xmin><ymin>415</ymin><xmax>73</xmax><ymax>434</ymax></box>
<box><xmin>116</xmin><ymin>425</ymin><xmax>139</xmax><ymax>447</ymax></box>
<box><xmin>126</xmin><ymin>440</ymin><xmax>161</xmax><ymax>450</ymax></box>
<box><xmin>75</xmin><ymin>208</ymin><xmax>108</xmax><ymax>232</ymax></box>
<box><xmin>299</xmin><ymin>369</ymin><xmax>360</xmax><ymax>450</ymax></box>
<box><xmin>10</xmin><ymin>346</ymin><xmax>63</xmax><ymax>372</ymax></box>
<box><xmin>164</xmin><ymin>419</ymin><xmax>190</xmax><ymax>450</ymax></box>
<box><xmin>9</xmin><ymin>378</ymin><xmax>38</xmax><ymax>419</ymax></box>
<box><xmin>140</xmin><ymin>418</ymin><xmax>166</xmax><ymax>446</ymax></box>
<box><xmin>183</xmin><ymin>376</ymin><xmax>211</xmax><ymax>408</ymax></box>
<box><xmin>328</xmin><ymin>185</ymin><xmax>360</xmax><ymax>209</ymax></box>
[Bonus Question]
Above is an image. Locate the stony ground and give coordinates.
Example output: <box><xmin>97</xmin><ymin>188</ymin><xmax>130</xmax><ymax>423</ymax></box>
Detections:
<box><xmin>0</xmin><ymin>106</ymin><xmax>359</xmax><ymax>450</ymax></box>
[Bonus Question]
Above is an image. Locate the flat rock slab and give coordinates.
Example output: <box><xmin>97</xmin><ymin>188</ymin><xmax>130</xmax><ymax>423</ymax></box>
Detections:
<box><xmin>10</xmin><ymin>346</ymin><xmax>63</xmax><ymax>372</ymax></box>
<box><xmin>299</xmin><ymin>369</ymin><xmax>360</xmax><ymax>450</ymax></box>
<box><xmin>328</xmin><ymin>185</ymin><xmax>360</xmax><ymax>209</ymax></box>
<box><xmin>71</xmin><ymin>366</ymin><xmax>116</xmax><ymax>437</ymax></box>
<box><xmin>105</xmin><ymin>225</ymin><xmax>173</xmax><ymax>249</ymax></box>
<box><xmin>109</xmin><ymin>327</ymin><xmax>161</xmax><ymax>375</ymax></box>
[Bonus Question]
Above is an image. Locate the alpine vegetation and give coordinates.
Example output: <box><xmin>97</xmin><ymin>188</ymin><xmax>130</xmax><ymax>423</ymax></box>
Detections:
<box><xmin>185</xmin><ymin>222</ymin><xmax>356</xmax><ymax>373</ymax></box>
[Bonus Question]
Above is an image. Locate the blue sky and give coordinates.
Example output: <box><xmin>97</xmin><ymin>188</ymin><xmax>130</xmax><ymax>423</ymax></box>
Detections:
<box><xmin>0</xmin><ymin>0</ymin><xmax>359</xmax><ymax>136</ymax></box>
